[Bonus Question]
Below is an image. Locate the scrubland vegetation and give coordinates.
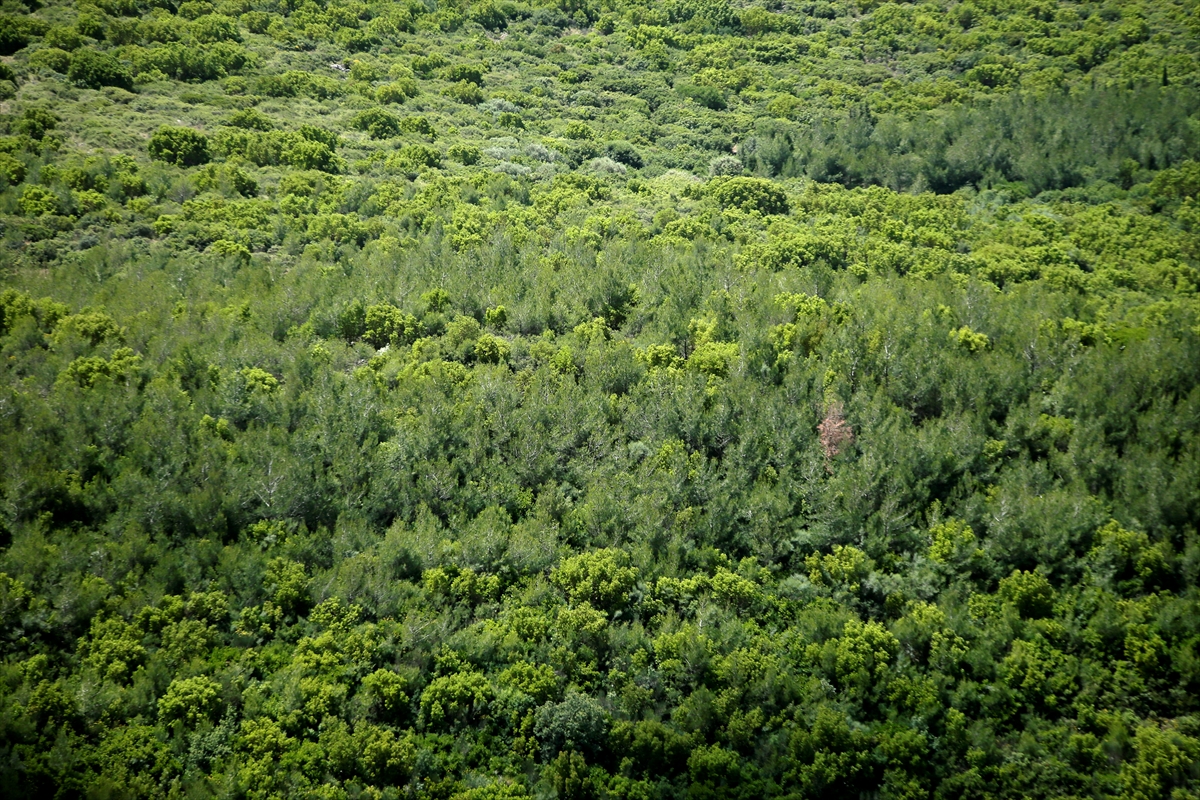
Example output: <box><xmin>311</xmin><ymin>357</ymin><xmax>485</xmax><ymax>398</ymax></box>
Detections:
<box><xmin>1</xmin><ymin>0</ymin><xmax>1199</xmax><ymax>796</ymax></box>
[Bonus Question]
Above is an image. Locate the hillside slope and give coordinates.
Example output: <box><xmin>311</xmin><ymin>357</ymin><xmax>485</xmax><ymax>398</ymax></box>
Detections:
<box><xmin>1</xmin><ymin>0</ymin><xmax>1199</xmax><ymax>797</ymax></box>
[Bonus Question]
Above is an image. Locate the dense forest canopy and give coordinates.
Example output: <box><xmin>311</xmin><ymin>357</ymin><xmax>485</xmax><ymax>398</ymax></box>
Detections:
<box><xmin>0</xmin><ymin>0</ymin><xmax>1199</xmax><ymax>796</ymax></box>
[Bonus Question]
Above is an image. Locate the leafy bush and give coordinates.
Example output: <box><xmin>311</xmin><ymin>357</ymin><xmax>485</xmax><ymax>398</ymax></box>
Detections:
<box><xmin>148</xmin><ymin>126</ymin><xmax>211</xmax><ymax>167</ymax></box>
<box><xmin>44</xmin><ymin>26</ymin><xmax>83</xmax><ymax>51</ymax></box>
<box><xmin>19</xmin><ymin>185</ymin><xmax>61</xmax><ymax>216</ymax></box>
<box><xmin>411</xmin><ymin>53</ymin><xmax>447</xmax><ymax>77</ymax></box>
<box><xmin>375</xmin><ymin>81</ymin><xmax>417</xmax><ymax>104</ymax></box>
<box><xmin>443</xmin><ymin>80</ymin><xmax>484</xmax><ymax>104</ymax></box>
<box><xmin>0</xmin><ymin>153</ymin><xmax>24</xmax><ymax>186</ymax></box>
<box><xmin>241</xmin><ymin>11</ymin><xmax>270</xmax><ymax>33</ymax></box>
<box><xmin>210</xmin><ymin>129</ymin><xmax>339</xmax><ymax>172</ymax></box>
<box><xmin>0</xmin><ymin>16</ymin><xmax>32</xmax><ymax>55</ymax></box>
<box><xmin>468</xmin><ymin>1</ymin><xmax>509</xmax><ymax>31</ymax></box>
<box><xmin>710</xmin><ymin>176</ymin><xmax>788</xmax><ymax>214</ymax></box>
<box><xmin>254</xmin><ymin>69</ymin><xmax>340</xmax><ymax>98</ymax></box>
<box><xmin>534</xmin><ymin>693</ymin><xmax>610</xmax><ymax>761</ymax></box>
<box><xmin>226</xmin><ymin>108</ymin><xmax>274</xmax><ymax>131</ymax></box>
<box><xmin>15</xmin><ymin>108</ymin><xmax>58</xmax><ymax>140</ymax></box>
<box><xmin>400</xmin><ymin>116</ymin><xmax>437</xmax><ymax>138</ymax></box>
<box><xmin>449</xmin><ymin>143</ymin><xmax>481</xmax><ymax>165</ymax></box>
<box><xmin>708</xmin><ymin>155</ymin><xmax>742</xmax><ymax>176</ymax></box>
<box><xmin>190</xmin><ymin>14</ymin><xmax>241</xmax><ymax>43</ymax></box>
<box><xmin>129</xmin><ymin>42</ymin><xmax>249</xmax><ymax>82</ymax></box>
<box><xmin>29</xmin><ymin>47</ymin><xmax>71</xmax><ymax>73</ymax></box>
<box><xmin>351</xmin><ymin>108</ymin><xmax>401</xmax><ymax>139</ymax></box>
<box><xmin>677</xmin><ymin>82</ymin><xmax>725</xmax><ymax>109</ymax></box>
<box><xmin>68</xmin><ymin>49</ymin><xmax>133</xmax><ymax>90</ymax></box>
<box><xmin>604</xmin><ymin>141</ymin><xmax>643</xmax><ymax>169</ymax></box>
<box><xmin>443</xmin><ymin>63</ymin><xmax>485</xmax><ymax>85</ymax></box>
<box><xmin>395</xmin><ymin>144</ymin><xmax>441</xmax><ymax>170</ymax></box>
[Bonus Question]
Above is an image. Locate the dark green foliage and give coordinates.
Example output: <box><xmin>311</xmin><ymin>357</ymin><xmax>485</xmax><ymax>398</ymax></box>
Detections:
<box><xmin>14</xmin><ymin>107</ymin><xmax>57</xmax><ymax>139</ymax></box>
<box><xmin>253</xmin><ymin>69</ymin><xmax>340</xmax><ymax>98</ymax></box>
<box><xmin>535</xmin><ymin>693</ymin><xmax>610</xmax><ymax>761</ymax></box>
<box><xmin>130</xmin><ymin>42</ymin><xmax>250</xmax><ymax>83</ymax></box>
<box><xmin>226</xmin><ymin>108</ymin><xmax>273</xmax><ymax>131</ymax></box>
<box><xmin>28</xmin><ymin>47</ymin><xmax>70</xmax><ymax>73</ymax></box>
<box><xmin>743</xmin><ymin>87</ymin><xmax>1200</xmax><ymax>194</ymax></box>
<box><xmin>209</xmin><ymin>127</ymin><xmax>339</xmax><ymax>171</ymax></box>
<box><xmin>443</xmin><ymin>80</ymin><xmax>485</xmax><ymax>104</ymax></box>
<box><xmin>677</xmin><ymin>82</ymin><xmax>725</xmax><ymax>110</ymax></box>
<box><xmin>43</xmin><ymin>25</ymin><xmax>82</xmax><ymax>51</ymax></box>
<box><xmin>66</xmin><ymin>48</ymin><xmax>132</xmax><ymax>90</ymax></box>
<box><xmin>443</xmin><ymin>63</ymin><xmax>485</xmax><ymax>86</ymax></box>
<box><xmin>411</xmin><ymin>53</ymin><xmax>446</xmax><ymax>77</ymax></box>
<box><xmin>449</xmin><ymin>143</ymin><xmax>481</xmax><ymax>165</ymax></box>
<box><xmin>351</xmin><ymin>107</ymin><xmax>401</xmax><ymax>139</ymax></box>
<box><xmin>1</xmin><ymin>0</ymin><xmax>1200</xmax><ymax>797</ymax></box>
<box><xmin>0</xmin><ymin>15</ymin><xmax>32</xmax><ymax>55</ymax></box>
<box><xmin>190</xmin><ymin>14</ymin><xmax>240</xmax><ymax>44</ymax></box>
<box><xmin>148</xmin><ymin>125</ymin><xmax>210</xmax><ymax>166</ymax></box>
<box><xmin>604</xmin><ymin>141</ymin><xmax>643</xmax><ymax>169</ymax></box>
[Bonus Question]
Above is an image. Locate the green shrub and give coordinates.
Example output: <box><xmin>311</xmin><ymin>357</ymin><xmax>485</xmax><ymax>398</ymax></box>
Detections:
<box><xmin>949</xmin><ymin>325</ymin><xmax>989</xmax><ymax>352</ymax></box>
<box><xmin>131</xmin><ymin>42</ymin><xmax>249</xmax><ymax>82</ymax></box>
<box><xmin>226</xmin><ymin>108</ymin><xmax>274</xmax><ymax>131</ymax></box>
<box><xmin>551</xmin><ymin>549</ymin><xmax>638</xmax><ymax>609</ymax></box>
<box><xmin>448</xmin><ymin>143</ymin><xmax>481</xmax><ymax>165</ymax></box>
<box><xmin>442</xmin><ymin>80</ymin><xmax>484</xmax><ymax>104</ymax></box>
<box><xmin>282</xmin><ymin>138</ymin><xmax>337</xmax><ymax>171</ymax></box>
<box><xmin>194</xmin><ymin>163</ymin><xmax>258</xmax><ymax>197</ymax></box>
<box><xmin>364</xmin><ymin>304</ymin><xmax>422</xmax><ymax>347</ymax></box>
<box><xmin>14</xmin><ymin>108</ymin><xmax>59</xmax><ymax>140</ymax></box>
<box><xmin>19</xmin><ymin>185</ymin><xmax>61</xmax><ymax>216</ymax></box>
<box><xmin>710</xmin><ymin>176</ymin><xmax>789</xmax><ymax>215</ymax></box>
<box><xmin>254</xmin><ymin>63</ymin><xmax>305</xmax><ymax>96</ymax></box>
<box><xmin>210</xmin><ymin>129</ymin><xmax>339</xmax><ymax>172</ymax></box>
<box><xmin>604</xmin><ymin>141</ymin><xmax>643</xmax><ymax>169</ymax></box>
<box><xmin>396</xmin><ymin>144</ymin><xmax>441</xmax><ymax>169</ymax></box>
<box><xmin>474</xmin><ymin>333</ymin><xmax>510</xmax><ymax>364</ymax></box>
<box><xmin>376</xmin><ymin>81</ymin><xmax>417</xmax><ymax>104</ymax></box>
<box><xmin>351</xmin><ymin>108</ymin><xmax>401</xmax><ymax>139</ymax></box>
<box><xmin>0</xmin><ymin>16</ymin><xmax>32</xmax><ymax>56</ymax></box>
<box><xmin>68</xmin><ymin>49</ymin><xmax>134</xmax><ymax>90</ymax></box>
<box><xmin>563</xmin><ymin>120</ymin><xmax>594</xmax><ymax>140</ymax></box>
<box><xmin>468</xmin><ymin>0</ymin><xmax>508</xmax><ymax>30</ymax></box>
<box><xmin>44</xmin><ymin>26</ymin><xmax>84</xmax><ymax>51</ymax></box>
<box><xmin>443</xmin><ymin>63</ymin><xmax>485</xmax><ymax>85</ymax></box>
<box><xmin>709</xmin><ymin>155</ymin><xmax>743</xmax><ymax>176</ymax></box>
<box><xmin>157</xmin><ymin>676</ymin><xmax>220</xmax><ymax>726</ymax></box>
<box><xmin>345</xmin><ymin>58</ymin><xmax>379</xmax><ymax>83</ymax></box>
<box><xmin>0</xmin><ymin>152</ymin><xmax>24</xmax><ymax>186</ymax></box>
<box><xmin>137</xmin><ymin>11</ymin><xmax>185</xmax><ymax>44</ymax></box>
<box><xmin>297</xmin><ymin>125</ymin><xmax>339</xmax><ymax>150</ymax></box>
<box><xmin>191</xmin><ymin>14</ymin><xmax>241</xmax><ymax>43</ymax></box>
<box><xmin>90</xmin><ymin>0</ymin><xmax>138</xmax><ymax>15</ymax></box>
<box><xmin>998</xmin><ymin>570</ymin><xmax>1055</xmax><ymax>618</ymax></box>
<box><xmin>148</xmin><ymin>126</ymin><xmax>211</xmax><ymax>167</ymax></box>
<box><xmin>411</xmin><ymin>53</ymin><xmax>447</xmax><ymax>77</ymax></box>
<box><xmin>76</xmin><ymin>14</ymin><xmax>108</xmax><ymax>40</ymax></box>
<box><xmin>677</xmin><ymin>82</ymin><xmax>725</xmax><ymax>109</ymax></box>
<box><xmin>400</xmin><ymin>116</ymin><xmax>437</xmax><ymax>138</ymax></box>
<box><xmin>241</xmin><ymin>11</ymin><xmax>270</xmax><ymax>33</ymax></box>
<box><xmin>29</xmin><ymin>48</ymin><xmax>71</xmax><ymax>73</ymax></box>
<box><xmin>177</xmin><ymin>1</ymin><xmax>215</xmax><ymax>20</ymax></box>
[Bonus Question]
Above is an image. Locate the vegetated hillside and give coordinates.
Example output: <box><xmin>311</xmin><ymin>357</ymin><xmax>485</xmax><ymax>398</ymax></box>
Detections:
<box><xmin>1</xmin><ymin>0</ymin><xmax>1199</xmax><ymax>795</ymax></box>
